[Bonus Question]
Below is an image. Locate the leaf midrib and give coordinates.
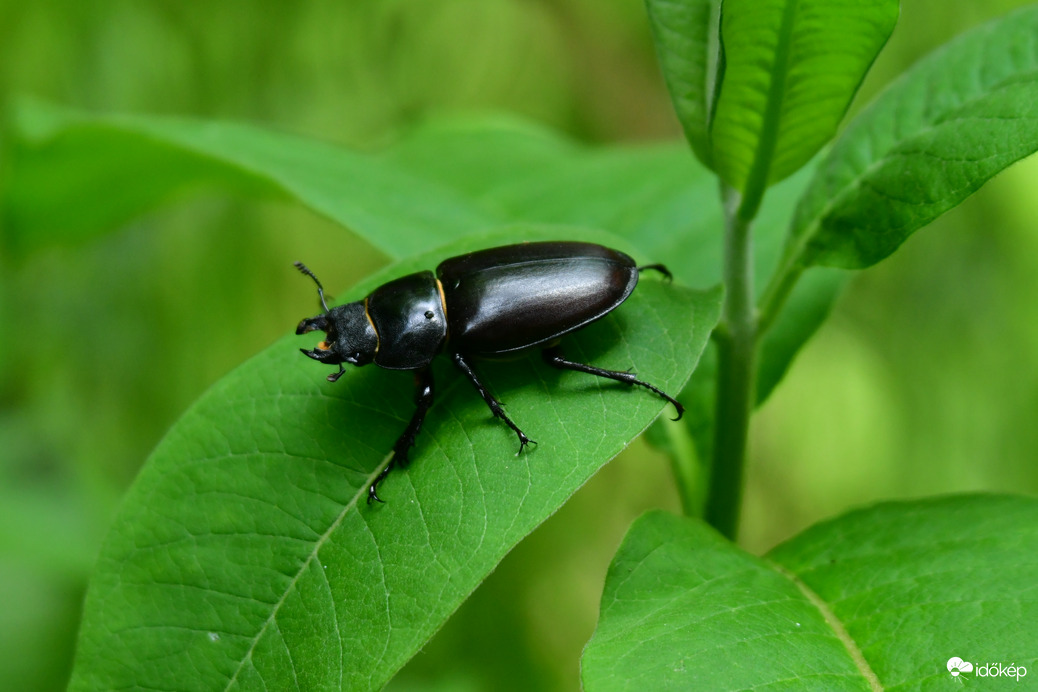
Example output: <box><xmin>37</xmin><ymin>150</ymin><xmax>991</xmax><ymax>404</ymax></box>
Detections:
<box><xmin>735</xmin><ymin>0</ymin><xmax>800</xmax><ymax>218</ymax></box>
<box><xmin>221</xmin><ymin>450</ymin><xmax>394</xmax><ymax>691</ymax></box>
<box><xmin>768</xmin><ymin>559</ymin><xmax>883</xmax><ymax>692</ymax></box>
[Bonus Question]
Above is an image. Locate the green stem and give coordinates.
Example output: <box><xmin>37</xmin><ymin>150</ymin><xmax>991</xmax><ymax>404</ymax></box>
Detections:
<box><xmin>705</xmin><ymin>184</ymin><xmax>758</xmax><ymax>540</ymax></box>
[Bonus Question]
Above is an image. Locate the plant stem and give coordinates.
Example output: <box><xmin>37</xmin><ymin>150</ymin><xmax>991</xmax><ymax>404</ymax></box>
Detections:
<box><xmin>705</xmin><ymin>184</ymin><xmax>758</xmax><ymax>540</ymax></box>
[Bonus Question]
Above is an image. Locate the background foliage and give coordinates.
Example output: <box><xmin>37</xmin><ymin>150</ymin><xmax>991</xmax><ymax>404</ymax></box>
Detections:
<box><xmin>2</xmin><ymin>1</ymin><xmax>1038</xmax><ymax>690</ymax></box>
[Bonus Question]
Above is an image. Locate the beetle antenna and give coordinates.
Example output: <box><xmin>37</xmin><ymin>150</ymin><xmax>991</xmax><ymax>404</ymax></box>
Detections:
<box><xmin>294</xmin><ymin>261</ymin><xmax>331</xmax><ymax>313</ymax></box>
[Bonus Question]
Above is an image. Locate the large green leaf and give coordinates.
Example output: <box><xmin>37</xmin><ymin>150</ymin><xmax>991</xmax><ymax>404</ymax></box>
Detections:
<box><xmin>68</xmin><ymin>231</ymin><xmax>723</xmax><ymax>691</ymax></box>
<box><xmin>2</xmin><ymin>100</ymin><xmax>494</xmax><ymax>256</ymax></box>
<box><xmin>645</xmin><ymin>0</ymin><xmax>723</xmax><ymax>168</ymax></box>
<box><xmin>711</xmin><ymin>0</ymin><xmax>898</xmax><ymax>210</ymax></box>
<box><xmin>383</xmin><ymin>115</ymin><xmax>581</xmax><ymax>201</ymax></box>
<box><xmin>786</xmin><ymin>4</ymin><xmax>1038</xmax><ymax>270</ymax></box>
<box><xmin>386</xmin><ymin>120</ymin><xmax>718</xmax><ymax>269</ymax></box>
<box><xmin>5</xmin><ymin>101</ymin><xmax>843</xmax><ymax>481</ymax></box>
<box><xmin>583</xmin><ymin>495</ymin><xmax>1038</xmax><ymax>690</ymax></box>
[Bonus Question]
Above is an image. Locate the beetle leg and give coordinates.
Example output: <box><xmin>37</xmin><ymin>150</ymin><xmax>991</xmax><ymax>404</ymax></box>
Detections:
<box><xmin>637</xmin><ymin>263</ymin><xmax>672</xmax><ymax>281</ymax></box>
<box><xmin>327</xmin><ymin>364</ymin><xmax>346</xmax><ymax>383</ymax></box>
<box><xmin>451</xmin><ymin>352</ymin><xmax>536</xmax><ymax>453</ymax></box>
<box><xmin>369</xmin><ymin>367</ymin><xmax>435</xmax><ymax>504</ymax></box>
<box><xmin>541</xmin><ymin>346</ymin><xmax>684</xmax><ymax>421</ymax></box>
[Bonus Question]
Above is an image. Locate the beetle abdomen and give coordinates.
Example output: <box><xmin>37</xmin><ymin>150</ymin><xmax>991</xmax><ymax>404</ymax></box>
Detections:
<box><xmin>437</xmin><ymin>242</ymin><xmax>638</xmax><ymax>355</ymax></box>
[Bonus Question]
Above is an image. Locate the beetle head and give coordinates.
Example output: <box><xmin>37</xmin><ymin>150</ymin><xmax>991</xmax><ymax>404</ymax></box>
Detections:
<box><xmin>297</xmin><ymin>302</ymin><xmax>378</xmax><ymax>379</ymax></box>
<box><xmin>294</xmin><ymin>261</ymin><xmax>377</xmax><ymax>381</ymax></box>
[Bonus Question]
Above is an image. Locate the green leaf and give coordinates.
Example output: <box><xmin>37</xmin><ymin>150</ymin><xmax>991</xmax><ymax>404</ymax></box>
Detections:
<box><xmin>756</xmin><ymin>266</ymin><xmax>844</xmax><ymax>401</ymax></box>
<box><xmin>68</xmin><ymin>231</ymin><xmax>723</xmax><ymax>691</ymax></box>
<box><xmin>7</xmin><ymin>103</ymin><xmax>837</xmax><ymax>461</ymax></box>
<box><xmin>384</xmin><ymin>115</ymin><xmax>581</xmax><ymax>201</ymax></box>
<box><xmin>645</xmin><ymin>0</ymin><xmax>723</xmax><ymax>168</ymax></box>
<box><xmin>387</xmin><ymin>119</ymin><xmax>720</xmax><ymax>268</ymax></box>
<box><xmin>787</xmin><ymin>4</ymin><xmax>1038</xmax><ymax>270</ymax></box>
<box><xmin>711</xmin><ymin>0</ymin><xmax>898</xmax><ymax>212</ymax></box>
<box><xmin>2</xmin><ymin>100</ymin><xmax>494</xmax><ymax>257</ymax></box>
<box><xmin>583</xmin><ymin>495</ymin><xmax>1038</xmax><ymax>691</ymax></box>
<box><xmin>769</xmin><ymin>495</ymin><xmax>1038</xmax><ymax>686</ymax></box>
<box><xmin>5</xmin><ymin>102</ymin><xmax>833</xmax><ymax>398</ymax></box>
<box><xmin>583</xmin><ymin>510</ymin><xmax>868</xmax><ymax>691</ymax></box>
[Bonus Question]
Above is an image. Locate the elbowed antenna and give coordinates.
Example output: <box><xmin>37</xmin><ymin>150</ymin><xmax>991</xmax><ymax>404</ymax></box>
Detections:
<box><xmin>294</xmin><ymin>261</ymin><xmax>331</xmax><ymax>313</ymax></box>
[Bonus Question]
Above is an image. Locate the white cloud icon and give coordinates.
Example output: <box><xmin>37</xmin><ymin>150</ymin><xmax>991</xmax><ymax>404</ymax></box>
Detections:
<box><xmin>947</xmin><ymin>657</ymin><xmax>974</xmax><ymax>676</ymax></box>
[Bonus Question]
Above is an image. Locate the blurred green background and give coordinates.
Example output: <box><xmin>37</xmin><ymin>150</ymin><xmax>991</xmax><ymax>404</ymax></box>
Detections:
<box><xmin>2</xmin><ymin>1</ymin><xmax>1038</xmax><ymax>690</ymax></box>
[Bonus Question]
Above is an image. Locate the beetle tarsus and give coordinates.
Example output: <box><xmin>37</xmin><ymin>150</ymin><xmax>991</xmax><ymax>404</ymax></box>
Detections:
<box><xmin>452</xmin><ymin>352</ymin><xmax>536</xmax><ymax>451</ymax></box>
<box><xmin>508</xmin><ymin>421</ymin><xmax>537</xmax><ymax>452</ymax></box>
<box><xmin>515</xmin><ymin>431</ymin><xmax>536</xmax><ymax>455</ymax></box>
<box><xmin>367</xmin><ymin>466</ymin><xmax>391</xmax><ymax>504</ymax></box>
<box><xmin>541</xmin><ymin>346</ymin><xmax>684</xmax><ymax>421</ymax></box>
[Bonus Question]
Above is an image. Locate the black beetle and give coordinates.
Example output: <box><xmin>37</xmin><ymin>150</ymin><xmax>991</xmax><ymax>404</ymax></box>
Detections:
<box><xmin>295</xmin><ymin>241</ymin><xmax>682</xmax><ymax>503</ymax></box>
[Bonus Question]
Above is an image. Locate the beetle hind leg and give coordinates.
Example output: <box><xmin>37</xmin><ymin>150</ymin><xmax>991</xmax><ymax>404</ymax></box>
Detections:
<box><xmin>637</xmin><ymin>263</ymin><xmax>672</xmax><ymax>281</ymax></box>
<box><xmin>542</xmin><ymin>345</ymin><xmax>684</xmax><ymax>421</ymax></box>
<box><xmin>452</xmin><ymin>352</ymin><xmax>535</xmax><ymax>452</ymax></box>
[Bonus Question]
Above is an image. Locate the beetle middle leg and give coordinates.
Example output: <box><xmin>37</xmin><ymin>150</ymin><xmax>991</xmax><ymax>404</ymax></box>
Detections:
<box><xmin>541</xmin><ymin>345</ymin><xmax>684</xmax><ymax>420</ymax></box>
<box><xmin>369</xmin><ymin>367</ymin><xmax>434</xmax><ymax>504</ymax></box>
<box><xmin>451</xmin><ymin>352</ymin><xmax>535</xmax><ymax>452</ymax></box>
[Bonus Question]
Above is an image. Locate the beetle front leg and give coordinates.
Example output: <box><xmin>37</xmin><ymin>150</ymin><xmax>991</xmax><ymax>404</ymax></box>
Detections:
<box><xmin>451</xmin><ymin>352</ymin><xmax>535</xmax><ymax>452</ymax></box>
<box><xmin>541</xmin><ymin>345</ymin><xmax>684</xmax><ymax>420</ymax></box>
<box><xmin>369</xmin><ymin>367</ymin><xmax>434</xmax><ymax>504</ymax></box>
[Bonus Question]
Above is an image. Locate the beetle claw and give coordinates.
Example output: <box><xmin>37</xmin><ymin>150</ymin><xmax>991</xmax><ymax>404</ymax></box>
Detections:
<box><xmin>367</xmin><ymin>463</ymin><xmax>394</xmax><ymax>505</ymax></box>
<box><xmin>516</xmin><ymin>434</ymin><xmax>536</xmax><ymax>455</ymax></box>
<box><xmin>367</xmin><ymin>483</ymin><xmax>386</xmax><ymax>504</ymax></box>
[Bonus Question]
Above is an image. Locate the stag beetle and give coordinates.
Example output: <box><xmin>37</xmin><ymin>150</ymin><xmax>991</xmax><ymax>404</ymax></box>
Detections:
<box><xmin>295</xmin><ymin>241</ymin><xmax>682</xmax><ymax>503</ymax></box>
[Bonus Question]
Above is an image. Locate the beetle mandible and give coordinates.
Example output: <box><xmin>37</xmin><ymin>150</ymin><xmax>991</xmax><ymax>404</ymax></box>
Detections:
<box><xmin>295</xmin><ymin>241</ymin><xmax>683</xmax><ymax>503</ymax></box>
